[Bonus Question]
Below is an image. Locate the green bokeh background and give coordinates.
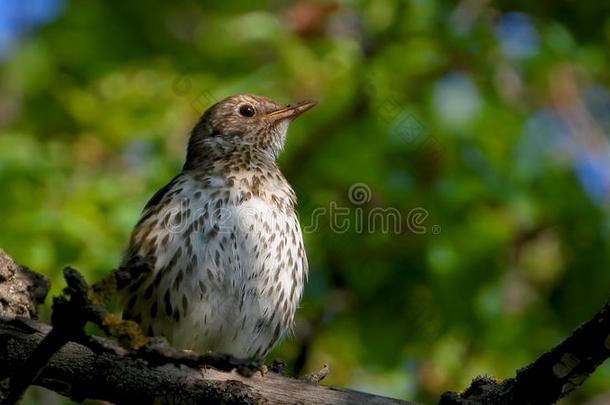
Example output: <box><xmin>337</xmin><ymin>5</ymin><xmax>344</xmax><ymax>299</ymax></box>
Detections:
<box><xmin>2</xmin><ymin>1</ymin><xmax>610</xmax><ymax>403</ymax></box>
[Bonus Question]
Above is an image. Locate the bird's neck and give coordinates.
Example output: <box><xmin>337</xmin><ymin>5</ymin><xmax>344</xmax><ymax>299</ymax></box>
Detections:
<box><xmin>183</xmin><ymin>138</ymin><xmax>278</xmax><ymax>173</ymax></box>
<box><xmin>182</xmin><ymin>139</ymin><xmax>295</xmax><ymax>210</ymax></box>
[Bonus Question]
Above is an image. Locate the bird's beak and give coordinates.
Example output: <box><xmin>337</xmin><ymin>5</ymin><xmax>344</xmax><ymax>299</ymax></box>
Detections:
<box><xmin>263</xmin><ymin>100</ymin><xmax>317</xmax><ymax>123</ymax></box>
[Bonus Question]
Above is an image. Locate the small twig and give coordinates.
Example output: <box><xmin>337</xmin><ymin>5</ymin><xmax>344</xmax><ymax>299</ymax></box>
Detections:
<box><xmin>301</xmin><ymin>364</ymin><xmax>330</xmax><ymax>383</ymax></box>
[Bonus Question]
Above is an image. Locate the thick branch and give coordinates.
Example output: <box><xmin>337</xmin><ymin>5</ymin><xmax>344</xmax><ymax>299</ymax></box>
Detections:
<box><xmin>2</xmin><ymin>249</ymin><xmax>610</xmax><ymax>404</ymax></box>
<box><xmin>0</xmin><ymin>317</ymin><xmax>414</xmax><ymax>404</ymax></box>
<box><xmin>440</xmin><ymin>298</ymin><xmax>610</xmax><ymax>404</ymax></box>
<box><xmin>0</xmin><ymin>250</ymin><xmax>414</xmax><ymax>404</ymax></box>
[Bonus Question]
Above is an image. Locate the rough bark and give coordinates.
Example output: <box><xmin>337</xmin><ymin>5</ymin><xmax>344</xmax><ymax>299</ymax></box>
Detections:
<box><xmin>0</xmin><ymin>317</ymin><xmax>414</xmax><ymax>404</ymax></box>
<box><xmin>0</xmin><ymin>250</ymin><xmax>49</xmax><ymax>319</ymax></box>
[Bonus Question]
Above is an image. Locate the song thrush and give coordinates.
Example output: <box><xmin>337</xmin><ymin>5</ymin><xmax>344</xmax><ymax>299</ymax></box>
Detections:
<box><xmin>118</xmin><ymin>94</ymin><xmax>315</xmax><ymax>358</ymax></box>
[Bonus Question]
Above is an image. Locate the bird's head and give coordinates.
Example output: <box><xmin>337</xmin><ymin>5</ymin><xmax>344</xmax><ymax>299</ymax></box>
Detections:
<box><xmin>185</xmin><ymin>94</ymin><xmax>316</xmax><ymax>168</ymax></box>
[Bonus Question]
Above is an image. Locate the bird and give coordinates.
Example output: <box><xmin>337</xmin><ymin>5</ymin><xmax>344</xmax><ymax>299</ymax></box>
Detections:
<box><xmin>117</xmin><ymin>94</ymin><xmax>315</xmax><ymax>359</ymax></box>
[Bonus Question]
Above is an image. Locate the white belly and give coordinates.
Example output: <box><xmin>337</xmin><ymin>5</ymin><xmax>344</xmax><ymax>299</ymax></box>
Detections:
<box><xmin>127</xmin><ymin>188</ymin><xmax>307</xmax><ymax>358</ymax></box>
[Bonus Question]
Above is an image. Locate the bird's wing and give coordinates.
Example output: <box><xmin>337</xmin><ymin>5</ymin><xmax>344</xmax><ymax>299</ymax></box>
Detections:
<box><xmin>118</xmin><ymin>173</ymin><xmax>188</xmax><ymax>318</ymax></box>
<box><xmin>135</xmin><ymin>174</ymin><xmax>184</xmax><ymax>227</ymax></box>
<box><xmin>118</xmin><ymin>173</ymin><xmax>221</xmax><ymax>341</ymax></box>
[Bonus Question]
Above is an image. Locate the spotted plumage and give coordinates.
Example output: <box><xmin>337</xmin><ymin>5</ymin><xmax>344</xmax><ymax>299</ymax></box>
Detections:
<box><xmin>119</xmin><ymin>94</ymin><xmax>315</xmax><ymax>358</ymax></box>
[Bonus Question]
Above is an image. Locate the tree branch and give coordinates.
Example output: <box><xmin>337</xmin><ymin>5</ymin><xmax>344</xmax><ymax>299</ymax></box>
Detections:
<box><xmin>1</xmin><ymin>249</ymin><xmax>610</xmax><ymax>404</ymax></box>
<box><xmin>0</xmin><ymin>317</ymin><xmax>413</xmax><ymax>404</ymax></box>
<box><xmin>439</xmin><ymin>296</ymin><xmax>610</xmax><ymax>404</ymax></box>
<box><xmin>0</xmin><ymin>250</ymin><xmax>415</xmax><ymax>404</ymax></box>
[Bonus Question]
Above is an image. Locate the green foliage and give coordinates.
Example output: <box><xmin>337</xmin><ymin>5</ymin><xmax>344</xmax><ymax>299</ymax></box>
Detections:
<box><xmin>2</xmin><ymin>0</ymin><xmax>610</xmax><ymax>403</ymax></box>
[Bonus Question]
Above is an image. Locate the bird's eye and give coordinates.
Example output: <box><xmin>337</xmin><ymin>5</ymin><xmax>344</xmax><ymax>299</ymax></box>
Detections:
<box><xmin>238</xmin><ymin>104</ymin><xmax>255</xmax><ymax>117</ymax></box>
